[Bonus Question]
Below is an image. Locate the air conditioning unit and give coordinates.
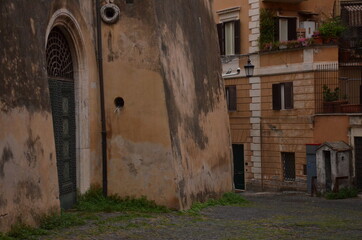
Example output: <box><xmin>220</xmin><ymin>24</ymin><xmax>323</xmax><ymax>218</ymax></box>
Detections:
<box><xmin>300</xmin><ymin>21</ymin><xmax>316</xmax><ymax>38</ymax></box>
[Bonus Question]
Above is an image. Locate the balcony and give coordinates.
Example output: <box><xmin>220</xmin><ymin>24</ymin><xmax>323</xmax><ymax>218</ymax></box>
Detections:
<box><xmin>263</xmin><ymin>0</ymin><xmax>306</xmax><ymax>3</ymax></box>
<box><xmin>315</xmin><ymin>63</ymin><xmax>362</xmax><ymax>114</ymax></box>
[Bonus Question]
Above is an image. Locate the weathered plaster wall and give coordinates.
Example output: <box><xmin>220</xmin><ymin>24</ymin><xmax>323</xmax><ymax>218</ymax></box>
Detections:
<box><xmin>0</xmin><ymin>1</ymin><xmax>59</xmax><ymax>232</ymax></box>
<box><xmin>101</xmin><ymin>0</ymin><xmax>179</xmax><ymax>209</ymax></box>
<box><xmin>0</xmin><ymin>0</ymin><xmax>101</xmax><ymax>232</ymax></box>
<box><xmin>155</xmin><ymin>0</ymin><xmax>233</xmax><ymax>209</ymax></box>
<box><xmin>104</xmin><ymin>0</ymin><xmax>232</xmax><ymax>210</ymax></box>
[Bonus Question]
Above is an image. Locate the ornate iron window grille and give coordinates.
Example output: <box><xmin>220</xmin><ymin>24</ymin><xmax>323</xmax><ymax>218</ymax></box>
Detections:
<box><xmin>46</xmin><ymin>27</ymin><xmax>74</xmax><ymax>80</ymax></box>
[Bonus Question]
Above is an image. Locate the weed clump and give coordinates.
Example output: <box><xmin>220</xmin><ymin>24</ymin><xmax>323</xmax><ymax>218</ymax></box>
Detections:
<box><xmin>325</xmin><ymin>187</ymin><xmax>359</xmax><ymax>200</ymax></box>
<box><xmin>185</xmin><ymin>192</ymin><xmax>249</xmax><ymax>215</ymax></box>
<box><xmin>76</xmin><ymin>186</ymin><xmax>169</xmax><ymax>213</ymax></box>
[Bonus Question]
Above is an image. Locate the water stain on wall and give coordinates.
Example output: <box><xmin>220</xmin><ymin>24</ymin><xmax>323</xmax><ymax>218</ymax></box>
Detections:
<box><xmin>24</xmin><ymin>129</ymin><xmax>43</xmax><ymax>167</ymax></box>
<box><xmin>0</xmin><ymin>146</ymin><xmax>13</xmax><ymax>179</ymax></box>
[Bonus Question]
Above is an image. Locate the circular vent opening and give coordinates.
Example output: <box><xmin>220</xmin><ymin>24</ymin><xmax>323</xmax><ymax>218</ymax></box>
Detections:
<box><xmin>100</xmin><ymin>3</ymin><xmax>120</xmax><ymax>24</ymax></box>
<box><xmin>114</xmin><ymin>97</ymin><xmax>124</xmax><ymax>108</ymax></box>
<box><xmin>105</xmin><ymin>7</ymin><xmax>116</xmax><ymax>19</ymax></box>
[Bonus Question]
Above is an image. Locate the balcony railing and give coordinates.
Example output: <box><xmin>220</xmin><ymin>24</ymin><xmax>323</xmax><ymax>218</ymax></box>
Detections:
<box><xmin>263</xmin><ymin>0</ymin><xmax>306</xmax><ymax>3</ymax></box>
<box><xmin>315</xmin><ymin>63</ymin><xmax>362</xmax><ymax>114</ymax></box>
<box><xmin>339</xmin><ymin>1</ymin><xmax>362</xmax><ymax>63</ymax></box>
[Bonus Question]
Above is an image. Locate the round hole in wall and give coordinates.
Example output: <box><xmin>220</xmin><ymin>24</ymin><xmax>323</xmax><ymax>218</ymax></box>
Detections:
<box><xmin>114</xmin><ymin>97</ymin><xmax>124</xmax><ymax>108</ymax></box>
<box><xmin>100</xmin><ymin>3</ymin><xmax>120</xmax><ymax>24</ymax></box>
<box><xmin>105</xmin><ymin>7</ymin><xmax>116</xmax><ymax>19</ymax></box>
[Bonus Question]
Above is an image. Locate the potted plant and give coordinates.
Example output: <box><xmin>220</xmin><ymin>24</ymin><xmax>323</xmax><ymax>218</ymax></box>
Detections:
<box><xmin>312</xmin><ymin>31</ymin><xmax>323</xmax><ymax>45</ymax></box>
<box><xmin>279</xmin><ymin>41</ymin><xmax>288</xmax><ymax>49</ymax></box>
<box><xmin>319</xmin><ymin>17</ymin><xmax>346</xmax><ymax>44</ymax></box>
<box><xmin>323</xmin><ymin>85</ymin><xmax>348</xmax><ymax>113</ymax></box>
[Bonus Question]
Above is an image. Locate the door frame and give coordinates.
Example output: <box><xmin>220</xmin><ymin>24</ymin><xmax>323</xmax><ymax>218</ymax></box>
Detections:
<box><xmin>46</xmin><ymin>10</ymin><xmax>92</xmax><ymax>194</ymax></box>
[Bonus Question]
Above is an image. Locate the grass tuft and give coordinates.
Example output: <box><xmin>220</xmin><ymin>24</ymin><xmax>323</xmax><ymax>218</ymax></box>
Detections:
<box><xmin>40</xmin><ymin>212</ymin><xmax>85</xmax><ymax>230</ymax></box>
<box><xmin>325</xmin><ymin>187</ymin><xmax>359</xmax><ymax>200</ymax></box>
<box><xmin>6</xmin><ymin>224</ymin><xmax>47</xmax><ymax>240</ymax></box>
<box><xmin>76</xmin><ymin>186</ymin><xmax>169</xmax><ymax>213</ymax></box>
<box><xmin>1</xmin><ymin>187</ymin><xmax>168</xmax><ymax>239</ymax></box>
<box><xmin>185</xmin><ymin>192</ymin><xmax>249</xmax><ymax>215</ymax></box>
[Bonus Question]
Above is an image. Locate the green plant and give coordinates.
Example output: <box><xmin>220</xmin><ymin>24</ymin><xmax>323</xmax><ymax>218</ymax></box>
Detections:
<box><xmin>325</xmin><ymin>187</ymin><xmax>359</xmax><ymax>199</ymax></box>
<box><xmin>323</xmin><ymin>85</ymin><xmax>340</xmax><ymax>102</ymax></box>
<box><xmin>184</xmin><ymin>192</ymin><xmax>249</xmax><ymax>215</ymax></box>
<box><xmin>319</xmin><ymin>17</ymin><xmax>346</xmax><ymax>39</ymax></box>
<box><xmin>40</xmin><ymin>212</ymin><xmax>85</xmax><ymax>230</ymax></box>
<box><xmin>259</xmin><ymin>9</ymin><xmax>276</xmax><ymax>49</ymax></box>
<box><xmin>76</xmin><ymin>186</ymin><xmax>169</xmax><ymax>213</ymax></box>
<box><xmin>6</xmin><ymin>224</ymin><xmax>47</xmax><ymax>240</ymax></box>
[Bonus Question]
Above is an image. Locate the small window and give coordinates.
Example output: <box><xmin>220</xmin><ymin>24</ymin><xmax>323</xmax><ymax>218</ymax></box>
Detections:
<box><xmin>274</xmin><ymin>17</ymin><xmax>297</xmax><ymax>42</ymax></box>
<box><xmin>217</xmin><ymin>20</ymin><xmax>240</xmax><ymax>55</ymax></box>
<box><xmin>225</xmin><ymin>85</ymin><xmax>237</xmax><ymax>111</ymax></box>
<box><xmin>272</xmin><ymin>82</ymin><xmax>293</xmax><ymax>110</ymax></box>
<box><xmin>282</xmin><ymin>152</ymin><xmax>295</xmax><ymax>181</ymax></box>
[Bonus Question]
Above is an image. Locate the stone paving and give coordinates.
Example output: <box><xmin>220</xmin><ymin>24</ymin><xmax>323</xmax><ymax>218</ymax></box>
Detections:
<box><xmin>40</xmin><ymin>192</ymin><xmax>362</xmax><ymax>240</ymax></box>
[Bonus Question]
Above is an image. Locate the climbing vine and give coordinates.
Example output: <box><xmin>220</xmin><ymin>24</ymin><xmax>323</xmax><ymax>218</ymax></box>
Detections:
<box><xmin>259</xmin><ymin>8</ymin><xmax>276</xmax><ymax>49</ymax></box>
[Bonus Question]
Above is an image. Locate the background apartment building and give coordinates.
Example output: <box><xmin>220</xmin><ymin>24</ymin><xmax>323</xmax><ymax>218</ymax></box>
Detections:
<box><xmin>213</xmin><ymin>0</ymin><xmax>362</xmax><ymax>192</ymax></box>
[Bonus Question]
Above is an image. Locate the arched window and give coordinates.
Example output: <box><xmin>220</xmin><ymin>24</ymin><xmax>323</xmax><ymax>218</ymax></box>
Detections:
<box><xmin>46</xmin><ymin>27</ymin><xmax>74</xmax><ymax>79</ymax></box>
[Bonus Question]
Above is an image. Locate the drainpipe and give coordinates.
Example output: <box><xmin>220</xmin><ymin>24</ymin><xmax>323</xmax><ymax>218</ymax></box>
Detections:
<box><xmin>95</xmin><ymin>0</ymin><xmax>108</xmax><ymax>196</ymax></box>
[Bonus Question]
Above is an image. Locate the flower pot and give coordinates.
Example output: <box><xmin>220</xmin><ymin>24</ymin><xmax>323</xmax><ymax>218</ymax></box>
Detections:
<box><xmin>324</xmin><ymin>37</ymin><xmax>339</xmax><ymax>45</ymax></box>
<box><xmin>279</xmin><ymin>45</ymin><xmax>287</xmax><ymax>50</ymax></box>
<box><xmin>323</xmin><ymin>100</ymin><xmax>348</xmax><ymax>113</ymax></box>
<box><xmin>341</xmin><ymin>104</ymin><xmax>362</xmax><ymax>113</ymax></box>
<box><xmin>313</xmin><ymin>36</ymin><xmax>323</xmax><ymax>45</ymax></box>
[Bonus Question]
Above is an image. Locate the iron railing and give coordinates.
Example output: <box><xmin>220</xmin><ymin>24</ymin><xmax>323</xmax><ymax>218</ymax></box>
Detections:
<box><xmin>315</xmin><ymin>63</ymin><xmax>362</xmax><ymax>114</ymax></box>
<box><xmin>339</xmin><ymin>1</ymin><xmax>362</xmax><ymax>63</ymax></box>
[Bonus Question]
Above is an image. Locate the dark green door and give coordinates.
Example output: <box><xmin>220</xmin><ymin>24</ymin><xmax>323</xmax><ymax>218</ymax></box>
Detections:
<box><xmin>232</xmin><ymin>144</ymin><xmax>245</xmax><ymax>190</ymax></box>
<box><xmin>49</xmin><ymin>79</ymin><xmax>77</xmax><ymax>209</ymax></box>
<box><xmin>46</xmin><ymin>27</ymin><xmax>77</xmax><ymax>209</ymax></box>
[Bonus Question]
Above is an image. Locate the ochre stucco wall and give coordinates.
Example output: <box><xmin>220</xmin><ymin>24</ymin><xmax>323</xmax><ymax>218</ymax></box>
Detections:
<box><xmin>155</xmin><ymin>0</ymin><xmax>233</xmax><ymax>209</ymax></box>
<box><xmin>1</xmin><ymin>0</ymin><xmax>233</xmax><ymax>233</ymax></box>
<box><xmin>104</xmin><ymin>0</ymin><xmax>233</xmax><ymax>210</ymax></box>
<box><xmin>314</xmin><ymin>116</ymin><xmax>350</xmax><ymax>144</ymax></box>
<box><xmin>0</xmin><ymin>0</ymin><xmax>102</xmax><ymax>232</ymax></box>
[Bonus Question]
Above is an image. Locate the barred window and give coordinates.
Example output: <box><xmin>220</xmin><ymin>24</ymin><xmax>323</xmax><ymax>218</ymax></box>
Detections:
<box><xmin>282</xmin><ymin>152</ymin><xmax>295</xmax><ymax>181</ymax></box>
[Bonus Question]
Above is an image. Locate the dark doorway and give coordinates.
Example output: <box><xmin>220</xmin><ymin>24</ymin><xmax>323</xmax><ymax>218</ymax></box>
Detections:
<box><xmin>324</xmin><ymin>151</ymin><xmax>332</xmax><ymax>192</ymax></box>
<box><xmin>306</xmin><ymin>145</ymin><xmax>318</xmax><ymax>194</ymax></box>
<box><xmin>354</xmin><ymin>137</ymin><xmax>362</xmax><ymax>190</ymax></box>
<box><xmin>232</xmin><ymin>144</ymin><xmax>245</xmax><ymax>190</ymax></box>
<box><xmin>46</xmin><ymin>28</ymin><xmax>77</xmax><ymax>209</ymax></box>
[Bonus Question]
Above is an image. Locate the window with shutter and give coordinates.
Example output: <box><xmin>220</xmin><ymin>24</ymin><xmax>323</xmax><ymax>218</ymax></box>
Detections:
<box><xmin>274</xmin><ymin>17</ymin><xmax>298</xmax><ymax>42</ymax></box>
<box><xmin>272</xmin><ymin>82</ymin><xmax>293</xmax><ymax>110</ymax></box>
<box><xmin>226</xmin><ymin>85</ymin><xmax>237</xmax><ymax>111</ymax></box>
<box><xmin>216</xmin><ymin>20</ymin><xmax>240</xmax><ymax>56</ymax></box>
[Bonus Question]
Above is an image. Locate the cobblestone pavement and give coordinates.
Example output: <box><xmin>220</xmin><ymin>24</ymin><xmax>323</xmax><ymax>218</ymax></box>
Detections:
<box><xmin>41</xmin><ymin>192</ymin><xmax>362</xmax><ymax>240</ymax></box>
